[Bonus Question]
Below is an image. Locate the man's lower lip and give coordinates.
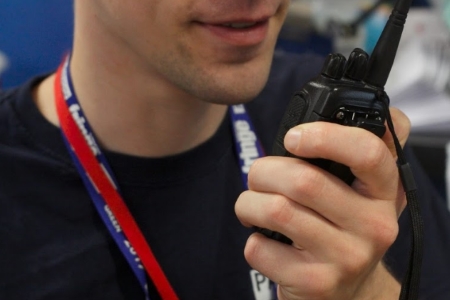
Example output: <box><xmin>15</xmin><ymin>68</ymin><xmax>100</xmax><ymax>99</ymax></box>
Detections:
<box><xmin>200</xmin><ymin>21</ymin><xmax>269</xmax><ymax>47</ymax></box>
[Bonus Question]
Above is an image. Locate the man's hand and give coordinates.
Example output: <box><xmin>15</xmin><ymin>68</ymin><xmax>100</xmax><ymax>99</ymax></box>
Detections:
<box><xmin>235</xmin><ymin>107</ymin><xmax>411</xmax><ymax>299</ymax></box>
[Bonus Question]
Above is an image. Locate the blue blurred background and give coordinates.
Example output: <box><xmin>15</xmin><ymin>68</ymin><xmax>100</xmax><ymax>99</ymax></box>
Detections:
<box><xmin>0</xmin><ymin>1</ymin><xmax>73</xmax><ymax>88</ymax></box>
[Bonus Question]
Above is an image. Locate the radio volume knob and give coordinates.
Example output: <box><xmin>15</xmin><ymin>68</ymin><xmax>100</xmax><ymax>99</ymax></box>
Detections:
<box><xmin>321</xmin><ymin>53</ymin><xmax>347</xmax><ymax>80</ymax></box>
<box><xmin>344</xmin><ymin>48</ymin><xmax>369</xmax><ymax>81</ymax></box>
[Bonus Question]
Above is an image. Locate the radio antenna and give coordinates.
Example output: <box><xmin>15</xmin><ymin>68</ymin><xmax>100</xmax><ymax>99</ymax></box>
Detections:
<box><xmin>364</xmin><ymin>0</ymin><xmax>413</xmax><ymax>88</ymax></box>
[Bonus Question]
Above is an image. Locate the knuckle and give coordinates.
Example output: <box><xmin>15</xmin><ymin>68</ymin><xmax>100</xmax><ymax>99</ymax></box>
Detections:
<box><xmin>360</xmin><ymin>137</ymin><xmax>388</xmax><ymax>170</ymax></box>
<box><xmin>305</xmin><ymin>126</ymin><xmax>328</xmax><ymax>154</ymax></box>
<box><xmin>234</xmin><ymin>190</ymin><xmax>250</xmax><ymax>218</ymax></box>
<box><xmin>266</xmin><ymin>195</ymin><xmax>294</xmax><ymax>227</ymax></box>
<box><xmin>340</xmin><ymin>218</ymin><xmax>398</xmax><ymax>276</ymax></box>
<box><xmin>247</xmin><ymin>158</ymin><xmax>263</xmax><ymax>188</ymax></box>
<box><xmin>370</xmin><ymin>216</ymin><xmax>399</xmax><ymax>250</ymax></box>
<box><xmin>244</xmin><ymin>233</ymin><xmax>268</xmax><ymax>269</ymax></box>
<box><xmin>303</xmin><ymin>268</ymin><xmax>337</xmax><ymax>298</ymax></box>
<box><xmin>291</xmin><ymin>166</ymin><xmax>324</xmax><ymax>199</ymax></box>
<box><xmin>243</xmin><ymin>234</ymin><xmax>264</xmax><ymax>265</ymax></box>
<box><xmin>341</xmin><ymin>244</ymin><xmax>372</xmax><ymax>277</ymax></box>
<box><xmin>338</xmin><ymin>213</ymin><xmax>399</xmax><ymax>276</ymax></box>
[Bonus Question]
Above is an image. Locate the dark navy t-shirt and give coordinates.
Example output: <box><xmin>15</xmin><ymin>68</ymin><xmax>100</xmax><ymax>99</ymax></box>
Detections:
<box><xmin>0</xmin><ymin>51</ymin><xmax>449</xmax><ymax>299</ymax></box>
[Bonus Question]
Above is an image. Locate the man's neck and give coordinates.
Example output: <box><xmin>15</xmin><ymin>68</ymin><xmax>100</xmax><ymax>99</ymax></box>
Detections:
<box><xmin>34</xmin><ymin>48</ymin><xmax>227</xmax><ymax>159</ymax></box>
<box><xmin>75</xmin><ymin>51</ymin><xmax>228</xmax><ymax>157</ymax></box>
<box><xmin>34</xmin><ymin>62</ymin><xmax>228</xmax><ymax>158</ymax></box>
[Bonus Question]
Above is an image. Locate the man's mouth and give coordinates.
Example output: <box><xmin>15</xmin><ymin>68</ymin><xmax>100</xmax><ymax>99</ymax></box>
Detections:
<box><xmin>221</xmin><ymin>22</ymin><xmax>259</xmax><ymax>29</ymax></box>
<box><xmin>200</xmin><ymin>19</ymin><xmax>270</xmax><ymax>47</ymax></box>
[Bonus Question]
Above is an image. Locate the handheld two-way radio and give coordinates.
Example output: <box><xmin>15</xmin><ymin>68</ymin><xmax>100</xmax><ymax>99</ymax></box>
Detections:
<box><xmin>259</xmin><ymin>0</ymin><xmax>423</xmax><ymax>299</ymax></box>
<box><xmin>272</xmin><ymin>0</ymin><xmax>410</xmax><ymax>179</ymax></box>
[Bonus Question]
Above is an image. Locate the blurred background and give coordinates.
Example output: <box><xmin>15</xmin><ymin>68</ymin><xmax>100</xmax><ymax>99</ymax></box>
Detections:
<box><xmin>1</xmin><ymin>0</ymin><xmax>450</xmax><ymax>206</ymax></box>
<box><xmin>0</xmin><ymin>0</ymin><xmax>73</xmax><ymax>88</ymax></box>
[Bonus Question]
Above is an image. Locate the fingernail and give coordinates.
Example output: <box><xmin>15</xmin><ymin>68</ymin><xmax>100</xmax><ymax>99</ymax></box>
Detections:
<box><xmin>284</xmin><ymin>128</ymin><xmax>302</xmax><ymax>151</ymax></box>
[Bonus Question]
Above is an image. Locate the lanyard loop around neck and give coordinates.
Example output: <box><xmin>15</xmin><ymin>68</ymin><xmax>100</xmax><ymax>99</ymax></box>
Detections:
<box><xmin>54</xmin><ymin>56</ymin><xmax>178</xmax><ymax>300</ymax></box>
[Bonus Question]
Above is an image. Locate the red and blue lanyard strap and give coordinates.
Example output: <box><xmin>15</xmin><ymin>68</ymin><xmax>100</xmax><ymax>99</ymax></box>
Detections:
<box><xmin>55</xmin><ymin>56</ymin><xmax>174</xmax><ymax>300</ymax></box>
<box><xmin>54</xmin><ymin>55</ymin><xmax>269</xmax><ymax>299</ymax></box>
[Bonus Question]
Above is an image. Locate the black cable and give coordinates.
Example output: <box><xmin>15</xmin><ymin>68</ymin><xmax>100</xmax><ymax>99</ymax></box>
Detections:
<box><xmin>380</xmin><ymin>92</ymin><xmax>424</xmax><ymax>300</ymax></box>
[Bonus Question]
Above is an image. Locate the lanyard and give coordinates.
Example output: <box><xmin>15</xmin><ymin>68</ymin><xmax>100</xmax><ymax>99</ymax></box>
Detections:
<box><xmin>228</xmin><ymin>104</ymin><xmax>266</xmax><ymax>189</ymax></box>
<box><xmin>54</xmin><ymin>55</ymin><xmax>267</xmax><ymax>299</ymax></box>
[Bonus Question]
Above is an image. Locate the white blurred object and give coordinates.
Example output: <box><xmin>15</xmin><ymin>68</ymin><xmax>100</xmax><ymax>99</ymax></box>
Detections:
<box><xmin>309</xmin><ymin>0</ymin><xmax>374</xmax><ymax>33</ymax></box>
<box><xmin>0</xmin><ymin>51</ymin><xmax>8</xmax><ymax>74</ymax></box>
<box><xmin>285</xmin><ymin>0</ymin><xmax>388</xmax><ymax>56</ymax></box>
<box><xmin>285</xmin><ymin>1</ymin><xmax>378</xmax><ymax>33</ymax></box>
<box><xmin>386</xmin><ymin>39</ymin><xmax>450</xmax><ymax>98</ymax></box>
<box><xmin>385</xmin><ymin>9</ymin><xmax>450</xmax><ymax>134</ymax></box>
<box><xmin>430</xmin><ymin>0</ymin><xmax>450</xmax><ymax>30</ymax></box>
<box><xmin>0</xmin><ymin>51</ymin><xmax>9</xmax><ymax>88</ymax></box>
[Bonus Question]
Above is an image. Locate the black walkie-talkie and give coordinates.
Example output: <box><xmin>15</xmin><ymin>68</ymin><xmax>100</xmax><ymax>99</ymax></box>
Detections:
<box><xmin>261</xmin><ymin>0</ymin><xmax>410</xmax><ymax>241</ymax></box>
<box><xmin>259</xmin><ymin>0</ymin><xmax>424</xmax><ymax>299</ymax></box>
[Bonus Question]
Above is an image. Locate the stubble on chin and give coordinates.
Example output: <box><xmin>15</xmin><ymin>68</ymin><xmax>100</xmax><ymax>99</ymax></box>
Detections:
<box><xmin>194</xmin><ymin>68</ymin><xmax>270</xmax><ymax>105</ymax></box>
<box><xmin>156</xmin><ymin>43</ymin><xmax>274</xmax><ymax>105</ymax></box>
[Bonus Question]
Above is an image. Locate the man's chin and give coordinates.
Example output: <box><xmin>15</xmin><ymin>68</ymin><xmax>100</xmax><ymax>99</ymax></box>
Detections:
<box><xmin>198</xmin><ymin>85</ymin><xmax>266</xmax><ymax>105</ymax></box>
<box><xmin>170</xmin><ymin>53</ymin><xmax>273</xmax><ymax>105</ymax></box>
<box><xmin>201</xmin><ymin>70</ymin><xmax>271</xmax><ymax>105</ymax></box>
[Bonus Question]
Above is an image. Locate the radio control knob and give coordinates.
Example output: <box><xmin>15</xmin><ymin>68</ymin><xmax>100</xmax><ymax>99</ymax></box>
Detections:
<box><xmin>321</xmin><ymin>53</ymin><xmax>347</xmax><ymax>80</ymax></box>
<box><xmin>344</xmin><ymin>48</ymin><xmax>369</xmax><ymax>81</ymax></box>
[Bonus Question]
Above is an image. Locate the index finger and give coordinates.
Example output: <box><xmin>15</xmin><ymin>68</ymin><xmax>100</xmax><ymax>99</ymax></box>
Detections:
<box><xmin>283</xmin><ymin>121</ymin><xmax>400</xmax><ymax>200</ymax></box>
